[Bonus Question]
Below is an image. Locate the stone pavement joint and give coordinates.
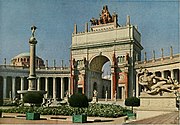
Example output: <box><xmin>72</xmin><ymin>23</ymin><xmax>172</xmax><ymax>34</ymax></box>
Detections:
<box><xmin>127</xmin><ymin>111</ymin><xmax>179</xmax><ymax>124</ymax></box>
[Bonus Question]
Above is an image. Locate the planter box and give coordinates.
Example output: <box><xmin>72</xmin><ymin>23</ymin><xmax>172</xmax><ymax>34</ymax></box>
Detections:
<box><xmin>72</xmin><ymin>114</ymin><xmax>87</xmax><ymax>123</ymax></box>
<box><xmin>127</xmin><ymin>112</ymin><xmax>136</xmax><ymax>120</ymax></box>
<box><xmin>26</xmin><ymin>113</ymin><xmax>40</xmax><ymax>120</ymax></box>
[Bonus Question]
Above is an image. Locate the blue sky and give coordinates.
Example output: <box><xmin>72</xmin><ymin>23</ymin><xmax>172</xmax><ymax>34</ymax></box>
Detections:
<box><xmin>0</xmin><ymin>0</ymin><xmax>179</xmax><ymax>66</ymax></box>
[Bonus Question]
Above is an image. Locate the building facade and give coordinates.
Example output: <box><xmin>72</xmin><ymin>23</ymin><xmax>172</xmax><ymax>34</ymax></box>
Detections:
<box><xmin>0</xmin><ymin>53</ymin><xmax>70</xmax><ymax>102</ymax></box>
<box><xmin>71</xmin><ymin>5</ymin><xmax>143</xmax><ymax>99</ymax></box>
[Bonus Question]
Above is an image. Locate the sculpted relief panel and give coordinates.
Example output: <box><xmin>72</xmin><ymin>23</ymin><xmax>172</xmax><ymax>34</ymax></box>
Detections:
<box><xmin>138</xmin><ymin>68</ymin><xmax>180</xmax><ymax>95</ymax></box>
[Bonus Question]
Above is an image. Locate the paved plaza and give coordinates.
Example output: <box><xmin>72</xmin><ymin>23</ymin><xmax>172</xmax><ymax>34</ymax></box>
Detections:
<box><xmin>0</xmin><ymin>111</ymin><xmax>179</xmax><ymax>124</ymax></box>
<box><xmin>0</xmin><ymin>113</ymin><xmax>126</xmax><ymax>124</ymax></box>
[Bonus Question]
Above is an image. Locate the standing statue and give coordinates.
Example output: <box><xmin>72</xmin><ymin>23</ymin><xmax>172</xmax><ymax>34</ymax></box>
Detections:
<box><xmin>93</xmin><ymin>90</ymin><xmax>98</xmax><ymax>97</ymax></box>
<box><xmin>114</xmin><ymin>91</ymin><xmax>117</xmax><ymax>102</ymax></box>
<box><xmin>105</xmin><ymin>91</ymin><xmax>108</xmax><ymax>102</ymax></box>
<box><xmin>31</xmin><ymin>25</ymin><xmax>37</xmax><ymax>37</ymax></box>
<box><xmin>138</xmin><ymin>68</ymin><xmax>180</xmax><ymax>95</ymax></box>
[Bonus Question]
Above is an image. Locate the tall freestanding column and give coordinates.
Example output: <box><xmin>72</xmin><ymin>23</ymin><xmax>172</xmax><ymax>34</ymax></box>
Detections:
<box><xmin>17</xmin><ymin>26</ymin><xmax>46</xmax><ymax>99</ymax></box>
<box><xmin>28</xmin><ymin>26</ymin><xmax>37</xmax><ymax>91</ymax></box>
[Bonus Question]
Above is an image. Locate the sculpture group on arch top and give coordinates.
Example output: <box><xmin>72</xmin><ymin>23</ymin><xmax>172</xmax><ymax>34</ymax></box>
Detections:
<box><xmin>90</xmin><ymin>5</ymin><xmax>118</xmax><ymax>25</ymax></box>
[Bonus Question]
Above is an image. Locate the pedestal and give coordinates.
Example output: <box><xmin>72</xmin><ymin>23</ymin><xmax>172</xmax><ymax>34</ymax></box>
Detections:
<box><xmin>137</xmin><ymin>92</ymin><xmax>178</xmax><ymax>120</ymax></box>
<box><xmin>92</xmin><ymin>97</ymin><xmax>98</xmax><ymax>103</ymax></box>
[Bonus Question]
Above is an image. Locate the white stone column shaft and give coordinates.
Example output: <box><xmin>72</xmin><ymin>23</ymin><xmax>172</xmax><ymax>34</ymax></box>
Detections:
<box><xmin>20</xmin><ymin>77</ymin><xmax>24</xmax><ymax>99</ymax></box>
<box><xmin>136</xmin><ymin>73</ymin><xmax>139</xmax><ymax>97</ymax></box>
<box><xmin>12</xmin><ymin>77</ymin><xmax>16</xmax><ymax>99</ymax></box>
<box><xmin>53</xmin><ymin>77</ymin><xmax>56</xmax><ymax>100</ymax></box>
<box><xmin>45</xmin><ymin>77</ymin><xmax>48</xmax><ymax>98</ymax></box>
<box><xmin>61</xmin><ymin>77</ymin><xmax>64</xmax><ymax>99</ymax></box>
<box><xmin>3</xmin><ymin>77</ymin><xmax>7</xmax><ymax>99</ymax></box>
<box><xmin>37</xmin><ymin>77</ymin><xmax>40</xmax><ymax>91</ymax></box>
<box><xmin>20</xmin><ymin>77</ymin><xmax>24</xmax><ymax>91</ymax></box>
<box><xmin>161</xmin><ymin>71</ymin><xmax>165</xmax><ymax>78</ymax></box>
<box><xmin>170</xmin><ymin>70</ymin><xmax>174</xmax><ymax>79</ymax></box>
<box><xmin>12</xmin><ymin>77</ymin><xmax>16</xmax><ymax>98</ymax></box>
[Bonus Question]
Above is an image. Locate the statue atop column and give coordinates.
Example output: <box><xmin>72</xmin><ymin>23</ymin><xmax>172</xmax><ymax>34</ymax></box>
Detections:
<box><xmin>31</xmin><ymin>25</ymin><xmax>37</xmax><ymax>37</ymax></box>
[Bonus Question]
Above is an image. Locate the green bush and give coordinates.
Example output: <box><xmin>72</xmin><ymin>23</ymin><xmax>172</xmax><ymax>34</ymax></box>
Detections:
<box><xmin>125</xmin><ymin>97</ymin><xmax>140</xmax><ymax>111</ymax></box>
<box><xmin>2</xmin><ymin>103</ymin><xmax>127</xmax><ymax>118</ymax></box>
<box><xmin>23</xmin><ymin>91</ymin><xmax>43</xmax><ymax>106</ymax></box>
<box><xmin>0</xmin><ymin>109</ymin><xmax>2</xmax><ymax>118</ymax></box>
<box><xmin>68</xmin><ymin>93</ymin><xmax>89</xmax><ymax>108</ymax></box>
<box><xmin>0</xmin><ymin>98</ymin><xmax>3</xmax><ymax>106</ymax></box>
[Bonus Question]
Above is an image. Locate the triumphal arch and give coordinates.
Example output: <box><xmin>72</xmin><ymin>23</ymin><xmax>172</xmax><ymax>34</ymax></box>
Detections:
<box><xmin>70</xmin><ymin>5</ymin><xmax>143</xmax><ymax>100</ymax></box>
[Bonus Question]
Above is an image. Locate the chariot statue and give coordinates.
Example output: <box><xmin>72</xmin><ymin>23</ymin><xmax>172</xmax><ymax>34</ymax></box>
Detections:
<box><xmin>138</xmin><ymin>68</ymin><xmax>180</xmax><ymax>95</ymax></box>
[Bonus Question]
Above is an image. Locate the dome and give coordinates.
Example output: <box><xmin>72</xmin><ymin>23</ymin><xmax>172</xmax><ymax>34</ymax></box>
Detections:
<box><xmin>11</xmin><ymin>52</ymin><xmax>45</xmax><ymax>68</ymax></box>
<box><xmin>13</xmin><ymin>52</ymin><xmax>30</xmax><ymax>59</ymax></box>
<box><xmin>13</xmin><ymin>52</ymin><xmax>41</xmax><ymax>59</ymax></box>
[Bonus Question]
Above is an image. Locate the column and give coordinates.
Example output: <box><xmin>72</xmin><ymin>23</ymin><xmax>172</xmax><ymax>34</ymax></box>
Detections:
<box><xmin>45</xmin><ymin>77</ymin><xmax>48</xmax><ymax>98</ymax></box>
<box><xmin>170</xmin><ymin>70</ymin><xmax>174</xmax><ymax>79</ymax></box>
<box><xmin>136</xmin><ymin>73</ymin><xmax>139</xmax><ymax>97</ymax></box>
<box><xmin>144</xmin><ymin>52</ymin><xmax>147</xmax><ymax>62</ymax></box>
<box><xmin>53</xmin><ymin>77</ymin><xmax>56</xmax><ymax>100</ymax></box>
<box><xmin>61</xmin><ymin>77</ymin><xmax>64</xmax><ymax>99</ymax></box>
<box><xmin>20</xmin><ymin>77</ymin><xmax>24</xmax><ymax>99</ymax></box>
<box><xmin>152</xmin><ymin>50</ymin><xmax>155</xmax><ymax>61</ymax></box>
<box><xmin>12</xmin><ymin>77</ymin><xmax>16</xmax><ymax>99</ymax></box>
<box><xmin>68</xmin><ymin>77</ymin><xmax>71</xmax><ymax>97</ymax></box>
<box><xmin>3</xmin><ymin>77</ymin><xmax>7</xmax><ymax>99</ymax></box>
<box><xmin>37</xmin><ymin>77</ymin><xmax>40</xmax><ymax>91</ymax></box>
<box><xmin>161</xmin><ymin>71</ymin><xmax>165</xmax><ymax>78</ymax></box>
<box><xmin>161</xmin><ymin>48</ymin><xmax>164</xmax><ymax>60</ymax></box>
<box><xmin>170</xmin><ymin>46</ymin><xmax>173</xmax><ymax>58</ymax></box>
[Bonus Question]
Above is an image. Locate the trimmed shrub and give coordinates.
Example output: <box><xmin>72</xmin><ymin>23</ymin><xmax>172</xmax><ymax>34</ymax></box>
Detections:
<box><xmin>2</xmin><ymin>103</ymin><xmax>127</xmax><ymax>118</ymax></box>
<box><xmin>0</xmin><ymin>99</ymin><xmax>3</xmax><ymax>106</ymax></box>
<box><xmin>23</xmin><ymin>91</ymin><xmax>43</xmax><ymax>106</ymax></box>
<box><xmin>0</xmin><ymin>109</ymin><xmax>2</xmax><ymax>118</ymax></box>
<box><xmin>125</xmin><ymin>97</ymin><xmax>140</xmax><ymax>111</ymax></box>
<box><xmin>68</xmin><ymin>93</ymin><xmax>89</xmax><ymax>108</ymax></box>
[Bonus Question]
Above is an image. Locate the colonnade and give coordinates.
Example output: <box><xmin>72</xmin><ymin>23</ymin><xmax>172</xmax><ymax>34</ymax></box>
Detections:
<box><xmin>1</xmin><ymin>76</ymin><xmax>70</xmax><ymax>100</ymax></box>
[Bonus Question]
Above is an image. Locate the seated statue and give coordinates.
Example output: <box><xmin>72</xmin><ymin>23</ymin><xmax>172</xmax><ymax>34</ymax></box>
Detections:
<box><xmin>139</xmin><ymin>69</ymin><xmax>180</xmax><ymax>95</ymax></box>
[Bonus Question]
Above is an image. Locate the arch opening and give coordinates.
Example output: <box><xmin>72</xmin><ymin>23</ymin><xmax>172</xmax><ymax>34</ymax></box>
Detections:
<box><xmin>89</xmin><ymin>55</ymin><xmax>111</xmax><ymax>99</ymax></box>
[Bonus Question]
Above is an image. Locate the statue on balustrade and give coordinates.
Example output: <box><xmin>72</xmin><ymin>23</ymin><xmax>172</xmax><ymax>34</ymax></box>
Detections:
<box><xmin>138</xmin><ymin>68</ymin><xmax>180</xmax><ymax>95</ymax></box>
